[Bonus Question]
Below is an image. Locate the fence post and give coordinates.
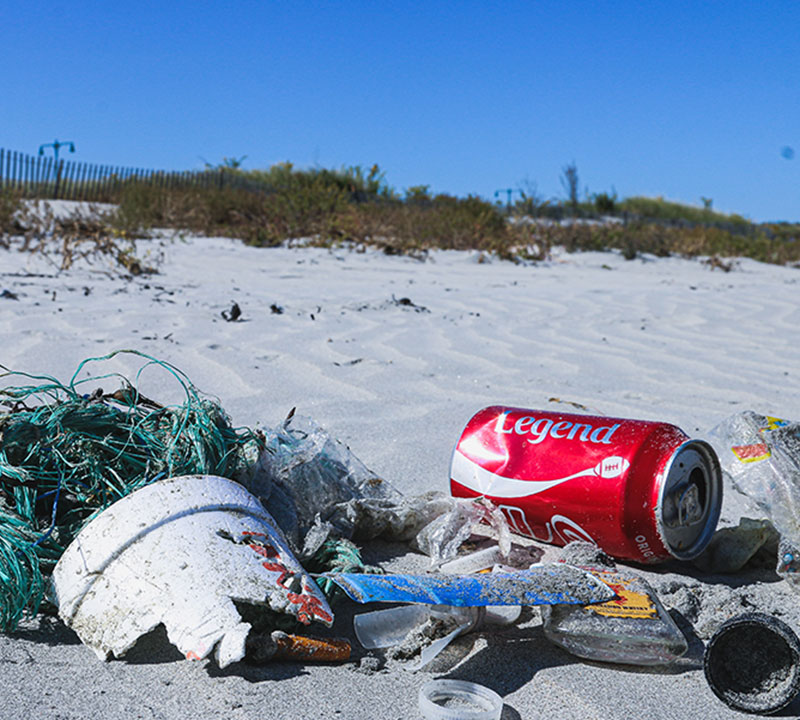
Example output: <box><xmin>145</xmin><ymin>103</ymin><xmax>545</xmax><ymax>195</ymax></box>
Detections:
<box><xmin>46</xmin><ymin>157</ymin><xmax>54</xmax><ymax>196</ymax></box>
<box><xmin>54</xmin><ymin>159</ymin><xmax>64</xmax><ymax>199</ymax></box>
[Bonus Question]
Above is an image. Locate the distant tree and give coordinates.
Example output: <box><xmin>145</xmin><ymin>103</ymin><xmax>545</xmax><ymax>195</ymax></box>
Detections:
<box><xmin>222</xmin><ymin>155</ymin><xmax>247</xmax><ymax>169</ymax></box>
<box><xmin>516</xmin><ymin>178</ymin><xmax>547</xmax><ymax>216</ymax></box>
<box><xmin>561</xmin><ymin>162</ymin><xmax>579</xmax><ymax>212</ymax></box>
<box><xmin>405</xmin><ymin>185</ymin><xmax>432</xmax><ymax>203</ymax></box>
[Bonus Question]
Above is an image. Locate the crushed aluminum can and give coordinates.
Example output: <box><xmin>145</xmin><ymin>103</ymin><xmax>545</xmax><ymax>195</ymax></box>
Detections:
<box><xmin>450</xmin><ymin>406</ymin><xmax>723</xmax><ymax>562</ymax></box>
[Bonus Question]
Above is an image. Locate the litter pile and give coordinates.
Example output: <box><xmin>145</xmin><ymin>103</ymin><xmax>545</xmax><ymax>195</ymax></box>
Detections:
<box><xmin>4</xmin><ymin>356</ymin><xmax>800</xmax><ymax>716</ymax></box>
<box><xmin>0</xmin><ymin>350</ymin><xmax>261</xmax><ymax>631</ymax></box>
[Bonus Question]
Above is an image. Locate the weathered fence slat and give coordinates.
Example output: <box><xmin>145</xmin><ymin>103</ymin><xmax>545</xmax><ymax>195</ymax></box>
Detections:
<box><xmin>0</xmin><ymin>146</ymin><xmax>265</xmax><ymax>204</ymax></box>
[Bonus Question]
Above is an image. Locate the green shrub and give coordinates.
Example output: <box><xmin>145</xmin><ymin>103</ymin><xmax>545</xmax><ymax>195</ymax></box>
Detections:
<box><xmin>619</xmin><ymin>196</ymin><xmax>752</xmax><ymax>228</ymax></box>
<box><xmin>0</xmin><ymin>188</ymin><xmax>22</xmax><ymax>241</ymax></box>
<box><xmin>593</xmin><ymin>191</ymin><xmax>617</xmax><ymax>214</ymax></box>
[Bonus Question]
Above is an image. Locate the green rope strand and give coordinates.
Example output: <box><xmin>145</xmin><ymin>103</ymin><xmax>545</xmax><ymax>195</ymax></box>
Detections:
<box><xmin>308</xmin><ymin>538</ymin><xmax>384</xmax><ymax>599</ymax></box>
<box><xmin>0</xmin><ymin>351</ymin><xmax>264</xmax><ymax>631</ymax></box>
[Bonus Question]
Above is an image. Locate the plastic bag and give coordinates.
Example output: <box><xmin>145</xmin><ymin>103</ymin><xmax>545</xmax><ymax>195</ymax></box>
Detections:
<box><xmin>708</xmin><ymin>411</ymin><xmax>800</xmax><ymax>580</ymax></box>
<box><xmin>413</xmin><ymin>496</ymin><xmax>511</xmax><ymax>565</ymax></box>
<box><xmin>246</xmin><ymin>413</ymin><xmax>505</xmax><ymax>562</ymax></box>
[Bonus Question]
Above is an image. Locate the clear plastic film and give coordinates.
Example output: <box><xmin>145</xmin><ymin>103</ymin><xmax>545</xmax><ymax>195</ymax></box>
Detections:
<box><xmin>247</xmin><ymin>413</ymin><xmax>510</xmax><ymax>564</ymax></box>
<box><xmin>413</xmin><ymin>496</ymin><xmax>511</xmax><ymax>566</ymax></box>
<box><xmin>354</xmin><ymin>604</ymin><xmax>521</xmax><ymax>670</ymax></box>
<box><xmin>707</xmin><ymin>411</ymin><xmax>800</xmax><ymax>580</ymax></box>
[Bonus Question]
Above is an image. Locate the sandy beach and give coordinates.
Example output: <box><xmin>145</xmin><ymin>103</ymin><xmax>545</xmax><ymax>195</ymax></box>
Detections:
<box><xmin>1</xmin><ymin>215</ymin><xmax>800</xmax><ymax>719</ymax></box>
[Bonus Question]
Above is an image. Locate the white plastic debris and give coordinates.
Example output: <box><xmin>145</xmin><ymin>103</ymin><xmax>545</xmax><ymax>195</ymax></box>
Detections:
<box><xmin>52</xmin><ymin>475</ymin><xmax>333</xmax><ymax>668</ymax></box>
<box><xmin>414</xmin><ymin>497</ymin><xmax>511</xmax><ymax>566</ymax></box>
<box><xmin>418</xmin><ymin>679</ymin><xmax>503</xmax><ymax>720</ymax></box>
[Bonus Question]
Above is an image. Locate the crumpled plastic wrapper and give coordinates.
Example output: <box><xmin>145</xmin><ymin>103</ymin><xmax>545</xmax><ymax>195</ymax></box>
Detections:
<box><xmin>414</xmin><ymin>496</ymin><xmax>511</xmax><ymax>565</ymax></box>
<box><xmin>707</xmin><ymin>411</ymin><xmax>800</xmax><ymax>581</ymax></box>
<box><xmin>243</xmin><ymin>412</ymin><xmax>509</xmax><ymax>564</ymax></box>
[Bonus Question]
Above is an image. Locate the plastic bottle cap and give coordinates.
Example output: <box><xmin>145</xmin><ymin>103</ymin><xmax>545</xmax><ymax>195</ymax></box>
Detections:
<box><xmin>704</xmin><ymin>612</ymin><xmax>800</xmax><ymax>714</ymax></box>
<box><xmin>418</xmin><ymin>679</ymin><xmax>503</xmax><ymax>720</ymax></box>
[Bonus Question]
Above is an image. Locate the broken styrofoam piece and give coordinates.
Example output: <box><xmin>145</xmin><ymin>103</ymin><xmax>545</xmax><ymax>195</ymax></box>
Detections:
<box><xmin>52</xmin><ymin>475</ymin><xmax>333</xmax><ymax>668</ymax></box>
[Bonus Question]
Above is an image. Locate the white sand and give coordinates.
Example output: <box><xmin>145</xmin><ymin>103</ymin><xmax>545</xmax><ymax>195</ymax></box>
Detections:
<box><xmin>1</xmin><ymin>222</ymin><xmax>800</xmax><ymax>719</ymax></box>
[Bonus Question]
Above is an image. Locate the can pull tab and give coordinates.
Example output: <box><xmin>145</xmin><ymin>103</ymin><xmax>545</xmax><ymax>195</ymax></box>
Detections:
<box><xmin>677</xmin><ymin>483</ymin><xmax>704</xmax><ymax>526</ymax></box>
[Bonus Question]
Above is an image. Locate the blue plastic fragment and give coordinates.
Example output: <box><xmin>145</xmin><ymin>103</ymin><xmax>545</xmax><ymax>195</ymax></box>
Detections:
<box><xmin>324</xmin><ymin>565</ymin><xmax>615</xmax><ymax>606</ymax></box>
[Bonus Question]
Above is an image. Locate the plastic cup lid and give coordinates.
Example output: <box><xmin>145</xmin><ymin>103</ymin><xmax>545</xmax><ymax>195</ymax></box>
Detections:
<box><xmin>704</xmin><ymin>612</ymin><xmax>800</xmax><ymax>714</ymax></box>
<box><xmin>418</xmin><ymin>679</ymin><xmax>503</xmax><ymax>720</ymax></box>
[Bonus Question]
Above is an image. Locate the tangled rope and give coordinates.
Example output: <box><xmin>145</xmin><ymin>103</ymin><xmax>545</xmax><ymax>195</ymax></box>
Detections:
<box><xmin>0</xmin><ymin>350</ymin><xmax>263</xmax><ymax>631</ymax></box>
<box><xmin>308</xmin><ymin>538</ymin><xmax>384</xmax><ymax>599</ymax></box>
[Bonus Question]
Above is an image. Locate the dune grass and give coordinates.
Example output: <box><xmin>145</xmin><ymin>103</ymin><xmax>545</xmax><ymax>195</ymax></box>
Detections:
<box><xmin>2</xmin><ymin>164</ymin><xmax>799</xmax><ymax>270</ymax></box>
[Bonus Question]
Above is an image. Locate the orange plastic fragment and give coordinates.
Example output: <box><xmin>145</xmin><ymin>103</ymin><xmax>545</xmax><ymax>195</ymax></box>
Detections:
<box><xmin>272</xmin><ymin>632</ymin><xmax>351</xmax><ymax>663</ymax></box>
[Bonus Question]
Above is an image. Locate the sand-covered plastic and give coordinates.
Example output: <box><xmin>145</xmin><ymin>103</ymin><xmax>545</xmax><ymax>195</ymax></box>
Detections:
<box><xmin>542</xmin><ymin>566</ymin><xmax>688</xmax><ymax>665</ymax></box>
<box><xmin>708</xmin><ymin>412</ymin><xmax>800</xmax><ymax>581</ymax></box>
<box><xmin>418</xmin><ymin>679</ymin><xmax>503</xmax><ymax>720</ymax></box>
<box><xmin>52</xmin><ymin>475</ymin><xmax>332</xmax><ymax>668</ymax></box>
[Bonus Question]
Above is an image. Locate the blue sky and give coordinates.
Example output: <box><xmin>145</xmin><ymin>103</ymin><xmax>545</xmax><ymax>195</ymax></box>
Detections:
<box><xmin>3</xmin><ymin>1</ymin><xmax>798</xmax><ymax>221</ymax></box>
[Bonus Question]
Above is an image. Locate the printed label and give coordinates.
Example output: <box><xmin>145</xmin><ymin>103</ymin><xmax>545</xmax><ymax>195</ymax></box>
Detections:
<box><xmin>765</xmin><ymin>416</ymin><xmax>789</xmax><ymax>431</ymax></box>
<box><xmin>585</xmin><ymin>571</ymin><xmax>657</xmax><ymax>619</ymax></box>
<box><xmin>493</xmin><ymin>411</ymin><xmax>621</xmax><ymax>446</ymax></box>
<box><xmin>731</xmin><ymin>443</ymin><xmax>771</xmax><ymax>463</ymax></box>
<box><xmin>242</xmin><ymin>531</ymin><xmax>332</xmax><ymax>625</ymax></box>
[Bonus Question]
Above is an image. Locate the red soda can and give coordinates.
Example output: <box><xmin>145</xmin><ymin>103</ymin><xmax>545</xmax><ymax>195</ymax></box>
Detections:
<box><xmin>450</xmin><ymin>406</ymin><xmax>722</xmax><ymax>563</ymax></box>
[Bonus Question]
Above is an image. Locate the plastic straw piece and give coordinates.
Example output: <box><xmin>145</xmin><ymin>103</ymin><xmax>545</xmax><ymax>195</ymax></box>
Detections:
<box><xmin>326</xmin><ymin>565</ymin><xmax>615</xmax><ymax>606</ymax></box>
<box><xmin>439</xmin><ymin>546</ymin><xmax>503</xmax><ymax>574</ymax></box>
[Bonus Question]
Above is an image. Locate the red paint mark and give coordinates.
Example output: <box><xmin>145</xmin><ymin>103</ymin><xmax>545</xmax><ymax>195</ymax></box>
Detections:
<box><xmin>732</xmin><ymin>443</ymin><xmax>770</xmax><ymax>463</ymax></box>
<box><xmin>244</xmin><ymin>535</ymin><xmax>330</xmax><ymax>624</ymax></box>
<box><xmin>186</xmin><ymin>650</ymin><xmax>204</xmax><ymax>661</ymax></box>
<box><xmin>605</xmin><ymin>582</ymin><xmax>627</xmax><ymax>606</ymax></box>
<box><xmin>248</xmin><ymin>543</ymin><xmax>279</xmax><ymax>559</ymax></box>
<box><xmin>288</xmin><ymin>592</ymin><xmax>333</xmax><ymax>625</ymax></box>
<box><xmin>261</xmin><ymin>559</ymin><xmax>291</xmax><ymax>586</ymax></box>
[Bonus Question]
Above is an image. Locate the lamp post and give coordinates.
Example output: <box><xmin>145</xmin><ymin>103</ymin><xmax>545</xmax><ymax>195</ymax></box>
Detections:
<box><xmin>38</xmin><ymin>139</ymin><xmax>75</xmax><ymax>199</ymax></box>
<box><xmin>494</xmin><ymin>188</ymin><xmax>521</xmax><ymax>213</ymax></box>
<box><xmin>39</xmin><ymin>139</ymin><xmax>76</xmax><ymax>163</ymax></box>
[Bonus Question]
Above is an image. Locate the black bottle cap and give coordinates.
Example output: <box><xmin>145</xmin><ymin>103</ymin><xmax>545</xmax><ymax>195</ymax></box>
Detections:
<box><xmin>704</xmin><ymin>612</ymin><xmax>800</xmax><ymax>715</ymax></box>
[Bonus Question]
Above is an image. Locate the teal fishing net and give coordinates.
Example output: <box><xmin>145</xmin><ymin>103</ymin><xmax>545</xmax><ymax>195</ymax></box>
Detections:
<box><xmin>0</xmin><ymin>350</ymin><xmax>264</xmax><ymax>631</ymax></box>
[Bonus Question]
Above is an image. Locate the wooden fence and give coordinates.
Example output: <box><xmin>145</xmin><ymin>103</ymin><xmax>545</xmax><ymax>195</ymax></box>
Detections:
<box><xmin>0</xmin><ymin>148</ymin><xmax>254</xmax><ymax>202</ymax></box>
